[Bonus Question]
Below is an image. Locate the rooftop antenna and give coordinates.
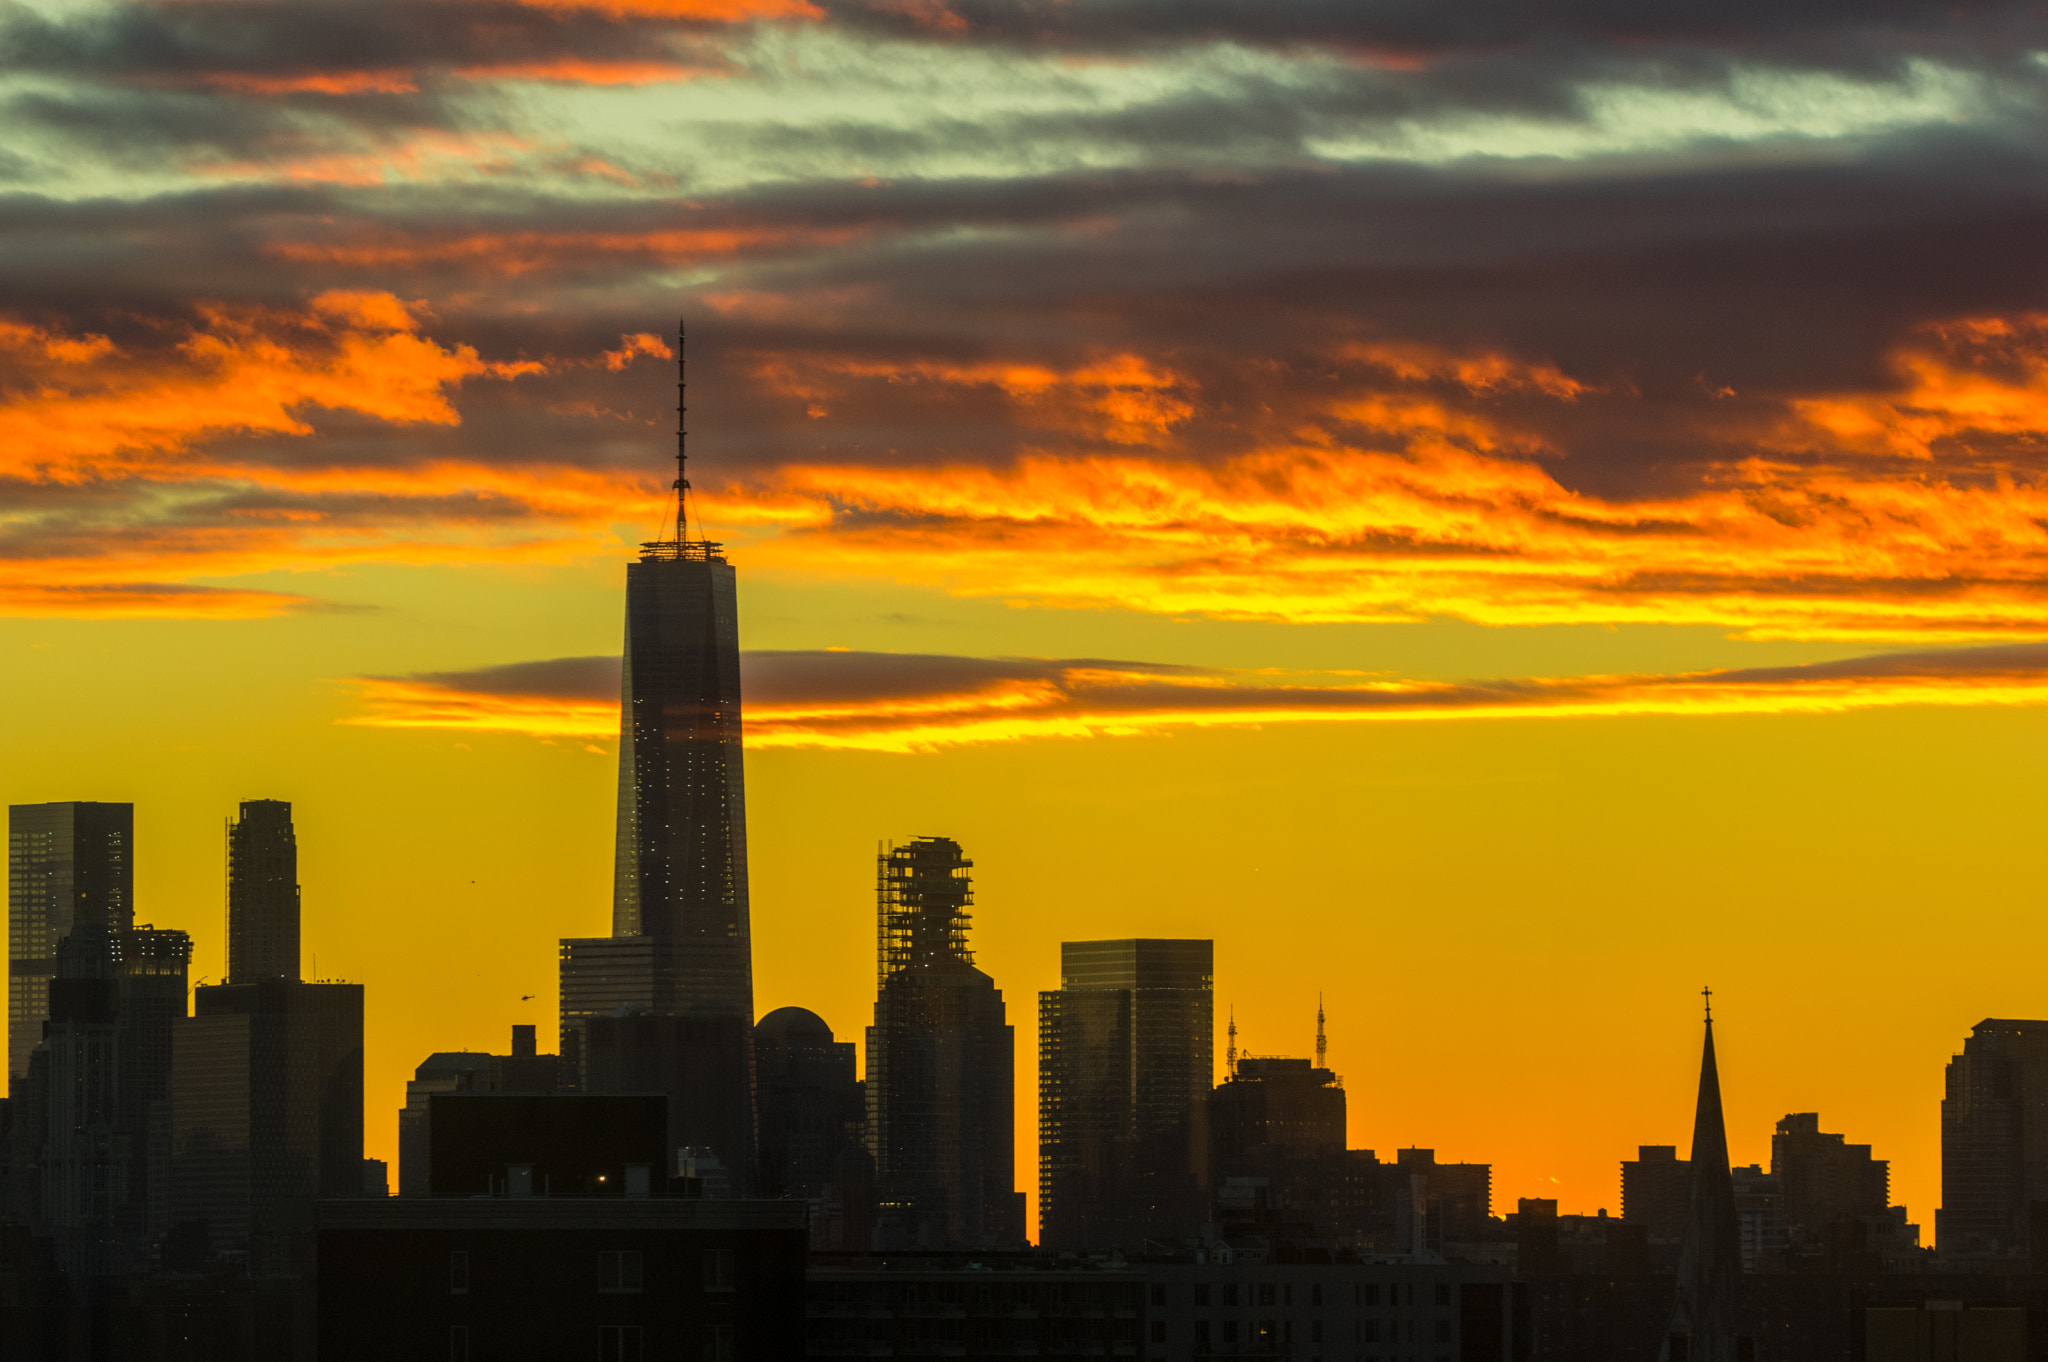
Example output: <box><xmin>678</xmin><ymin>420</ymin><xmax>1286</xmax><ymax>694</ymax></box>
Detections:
<box><xmin>1226</xmin><ymin>1006</ymin><xmax>1238</xmax><ymax>1077</ymax></box>
<box><xmin>1315</xmin><ymin>993</ymin><xmax>1327</xmax><ymax>1070</ymax></box>
<box><xmin>674</xmin><ymin>316</ymin><xmax>689</xmax><ymax>545</ymax></box>
<box><xmin>1702</xmin><ymin>984</ymin><xmax>1713</xmax><ymax>1023</ymax></box>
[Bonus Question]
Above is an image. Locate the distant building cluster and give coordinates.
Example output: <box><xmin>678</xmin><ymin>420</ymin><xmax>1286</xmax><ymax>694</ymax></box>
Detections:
<box><xmin>10</xmin><ymin>396</ymin><xmax>2048</xmax><ymax>1359</ymax></box>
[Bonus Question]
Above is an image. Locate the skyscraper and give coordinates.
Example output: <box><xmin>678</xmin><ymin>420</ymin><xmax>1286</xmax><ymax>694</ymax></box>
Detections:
<box><xmin>866</xmin><ymin>837</ymin><xmax>1023</xmax><ymax>1249</ymax></box>
<box><xmin>8</xmin><ymin>802</ymin><xmax>133</xmax><ymax>1092</ymax></box>
<box><xmin>1658</xmin><ymin>994</ymin><xmax>1750</xmax><ymax>1362</ymax></box>
<box><xmin>227</xmin><ymin>799</ymin><xmax>299</xmax><ymax>983</ymax></box>
<box><xmin>1938</xmin><ymin>1017</ymin><xmax>2048</xmax><ymax>1259</ymax></box>
<box><xmin>1038</xmin><ymin>938</ymin><xmax>1212</xmax><ymax>1251</ymax></box>
<box><xmin>172</xmin><ymin>800</ymin><xmax>362</xmax><ymax>1274</ymax></box>
<box><xmin>560</xmin><ymin>330</ymin><xmax>755</xmax><ymax>1189</ymax></box>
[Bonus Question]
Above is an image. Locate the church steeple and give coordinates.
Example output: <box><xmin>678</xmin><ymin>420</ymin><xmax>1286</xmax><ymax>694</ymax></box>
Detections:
<box><xmin>1658</xmin><ymin>990</ymin><xmax>1749</xmax><ymax>1362</ymax></box>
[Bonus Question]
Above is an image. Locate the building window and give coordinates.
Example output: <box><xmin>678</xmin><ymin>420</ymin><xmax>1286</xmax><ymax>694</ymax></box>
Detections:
<box><xmin>599</xmin><ymin>1325</ymin><xmax>643</xmax><ymax>1362</ymax></box>
<box><xmin>1435</xmin><ymin>1284</ymin><xmax>1451</xmax><ymax>1308</ymax></box>
<box><xmin>1151</xmin><ymin>1320</ymin><xmax>1167</xmax><ymax>1344</ymax></box>
<box><xmin>1364</xmin><ymin>1320</ymin><xmax>1379</xmax><ymax>1343</ymax></box>
<box><xmin>703</xmin><ymin>1324</ymin><xmax>735</xmax><ymax>1361</ymax></box>
<box><xmin>1361</xmin><ymin>1283</ymin><xmax>1377</xmax><ymax>1307</ymax></box>
<box><xmin>598</xmin><ymin>1251</ymin><xmax>644</xmax><ymax>1294</ymax></box>
<box><xmin>449</xmin><ymin>1251</ymin><xmax>469</xmax><ymax>1294</ymax></box>
<box><xmin>1258</xmin><ymin>1283</ymin><xmax>1275</xmax><ymax>1307</ymax></box>
<box><xmin>703</xmin><ymin>1247</ymin><xmax>735</xmax><ymax>1291</ymax></box>
<box><xmin>1194</xmin><ymin>1283</ymin><xmax>1210</xmax><ymax>1308</ymax></box>
<box><xmin>1311</xmin><ymin>1282</ymin><xmax>1322</xmax><ymax>1307</ymax></box>
<box><xmin>1194</xmin><ymin>1322</ymin><xmax>1210</xmax><ymax>1347</ymax></box>
<box><xmin>1150</xmin><ymin>1283</ymin><xmax>1166</xmax><ymax>1308</ymax></box>
<box><xmin>449</xmin><ymin>1326</ymin><xmax>469</xmax><ymax>1362</ymax></box>
<box><xmin>1312</xmin><ymin>1321</ymin><xmax>1323</xmax><ymax>1343</ymax></box>
<box><xmin>1283</xmin><ymin>1284</ymin><xmax>1293</xmax><ymax>1307</ymax></box>
<box><xmin>1222</xmin><ymin>1321</ymin><xmax>1239</xmax><ymax>1344</ymax></box>
<box><xmin>1436</xmin><ymin>1319</ymin><xmax>1452</xmax><ymax>1343</ymax></box>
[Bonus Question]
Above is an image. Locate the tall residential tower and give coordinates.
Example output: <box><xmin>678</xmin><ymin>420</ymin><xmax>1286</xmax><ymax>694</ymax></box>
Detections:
<box><xmin>8</xmin><ymin>802</ymin><xmax>133</xmax><ymax>1092</ymax></box>
<box><xmin>172</xmin><ymin>800</ymin><xmax>364</xmax><ymax>1275</ymax></box>
<box><xmin>560</xmin><ymin>324</ymin><xmax>756</xmax><ymax>1190</ymax></box>
<box><xmin>1038</xmin><ymin>938</ymin><xmax>1212</xmax><ymax>1250</ymax></box>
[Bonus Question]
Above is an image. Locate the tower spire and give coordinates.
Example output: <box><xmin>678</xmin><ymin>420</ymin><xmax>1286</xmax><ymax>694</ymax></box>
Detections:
<box><xmin>1315</xmin><ymin>992</ymin><xmax>1327</xmax><ymax>1069</ymax></box>
<box><xmin>1658</xmin><ymin>989</ymin><xmax>1747</xmax><ymax>1361</ymax></box>
<box><xmin>1226</xmin><ymin>1006</ymin><xmax>1238</xmax><ymax>1077</ymax></box>
<box><xmin>674</xmin><ymin>316</ymin><xmax>689</xmax><ymax>545</ymax></box>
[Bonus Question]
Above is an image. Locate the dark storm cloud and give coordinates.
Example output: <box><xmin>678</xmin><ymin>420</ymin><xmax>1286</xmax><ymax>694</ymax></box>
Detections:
<box><xmin>404</xmin><ymin>649</ymin><xmax>1200</xmax><ymax>707</ymax></box>
<box><xmin>0</xmin><ymin>0</ymin><xmax>711</xmax><ymax>84</ymax></box>
<box><xmin>818</xmin><ymin>0</ymin><xmax>2048</xmax><ymax>62</ymax></box>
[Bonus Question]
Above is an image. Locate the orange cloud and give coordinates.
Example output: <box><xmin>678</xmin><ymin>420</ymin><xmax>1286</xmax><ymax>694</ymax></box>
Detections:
<box><xmin>0</xmin><ymin>292</ymin><xmax>538</xmax><ymax>479</ymax></box>
<box><xmin>697</xmin><ymin>438</ymin><xmax>2048</xmax><ymax>640</ymax></box>
<box><xmin>0</xmin><ymin>295</ymin><xmax>658</xmax><ymax>616</ymax></box>
<box><xmin>268</xmin><ymin>226</ymin><xmax>851</xmax><ymax>276</ymax></box>
<box><xmin>1792</xmin><ymin>313</ymin><xmax>2048</xmax><ymax>461</ymax></box>
<box><xmin>343</xmin><ymin>644</ymin><xmax>2048</xmax><ymax>752</ymax></box>
<box><xmin>602</xmin><ymin>332</ymin><xmax>676</xmax><ymax>370</ymax></box>
<box><xmin>200</xmin><ymin>70</ymin><xmax>420</xmax><ymax>96</ymax></box>
<box><xmin>749</xmin><ymin>350</ymin><xmax>1197</xmax><ymax>444</ymax></box>
<box><xmin>452</xmin><ymin>60</ymin><xmax>699</xmax><ymax>85</ymax></box>
<box><xmin>194</xmin><ymin>131</ymin><xmax>531</xmax><ymax>187</ymax></box>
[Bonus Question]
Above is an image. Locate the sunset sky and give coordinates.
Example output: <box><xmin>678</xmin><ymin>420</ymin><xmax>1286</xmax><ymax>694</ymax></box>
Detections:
<box><xmin>11</xmin><ymin>0</ymin><xmax>2048</xmax><ymax>1237</ymax></box>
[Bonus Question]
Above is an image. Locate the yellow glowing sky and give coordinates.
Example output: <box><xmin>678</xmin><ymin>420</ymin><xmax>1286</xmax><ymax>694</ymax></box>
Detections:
<box><xmin>9</xmin><ymin>563</ymin><xmax>2042</xmax><ymax>1235</ymax></box>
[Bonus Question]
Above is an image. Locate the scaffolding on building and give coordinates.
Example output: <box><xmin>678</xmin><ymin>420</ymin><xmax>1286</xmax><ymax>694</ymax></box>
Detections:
<box><xmin>876</xmin><ymin>837</ymin><xmax>975</xmax><ymax>982</ymax></box>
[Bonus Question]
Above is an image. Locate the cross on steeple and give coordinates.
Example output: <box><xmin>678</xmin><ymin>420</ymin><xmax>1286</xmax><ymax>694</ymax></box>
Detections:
<box><xmin>1702</xmin><ymin>985</ymin><xmax>1713</xmax><ymax>1021</ymax></box>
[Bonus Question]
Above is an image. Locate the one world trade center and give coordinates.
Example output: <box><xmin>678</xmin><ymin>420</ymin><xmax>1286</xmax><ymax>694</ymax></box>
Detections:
<box><xmin>560</xmin><ymin>324</ymin><xmax>755</xmax><ymax>1192</ymax></box>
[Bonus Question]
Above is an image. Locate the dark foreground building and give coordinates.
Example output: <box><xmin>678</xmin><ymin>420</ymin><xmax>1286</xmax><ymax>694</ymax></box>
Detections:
<box><xmin>560</xmin><ymin>408</ymin><xmax>756</xmax><ymax>1191</ymax></box>
<box><xmin>805</xmin><ymin>1255</ymin><xmax>1521</xmax><ymax>1360</ymax></box>
<box><xmin>865</xmin><ymin>837</ymin><xmax>1024</xmax><ymax>1250</ymax></box>
<box><xmin>319</xmin><ymin>1196</ymin><xmax>806</xmax><ymax>1362</ymax></box>
<box><xmin>1038</xmin><ymin>938</ymin><xmax>1212</xmax><ymax>1252</ymax></box>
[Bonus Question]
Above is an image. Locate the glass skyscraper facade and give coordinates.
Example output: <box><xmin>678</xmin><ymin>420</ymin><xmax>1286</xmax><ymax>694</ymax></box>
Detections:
<box><xmin>1037</xmin><ymin>938</ymin><xmax>1213</xmax><ymax>1251</ymax></box>
<box><xmin>561</xmin><ymin>532</ymin><xmax>756</xmax><ymax>1190</ymax></box>
<box><xmin>8</xmin><ymin>801</ymin><xmax>133</xmax><ymax>1094</ymax></box>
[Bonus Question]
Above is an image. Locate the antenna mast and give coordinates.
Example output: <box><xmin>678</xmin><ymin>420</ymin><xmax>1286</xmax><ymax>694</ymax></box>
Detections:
<box><xmin>640</xmin><ymin>316</ymin><xmax>722</xmax><ymax>562</ymax></box>
<box><xmin>675</xmin><ymin>317</ymin><xmax>689</xmax><ymax>544</ymax></box>
<box><xmin>1315</xmin><ymin>992</ymin><xmax>1327</xmax><ymax>1069</ymax></box>
<box><xmin>1226</xmin><ymin>1006</ymin><xmax>1237</xmax><ymax>1078</ymax></box>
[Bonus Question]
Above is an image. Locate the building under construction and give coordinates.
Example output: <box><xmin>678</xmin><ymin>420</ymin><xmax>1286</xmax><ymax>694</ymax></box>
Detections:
<box><xmin>864</xmin><ymin>837</ymin><xmax>1024</xmax><ymax>1249</ymax></box>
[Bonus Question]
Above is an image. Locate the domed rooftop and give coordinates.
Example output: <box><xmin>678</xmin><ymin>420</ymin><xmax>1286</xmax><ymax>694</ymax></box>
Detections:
<box><xmin>755</xmin><ymin>1006</ymin><xmax>833</xmax><ymax>1040</ymax></box>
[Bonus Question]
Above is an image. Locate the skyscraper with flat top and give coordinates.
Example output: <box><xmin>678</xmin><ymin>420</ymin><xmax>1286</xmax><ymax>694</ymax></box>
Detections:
<box><xmin>227</xmin><ymin>799</ymin><xmax>299</xmax><ymax>983</ymax></box>
<box><xmin>560</xmin><ymin>330</ymin><xmax>755</xmax><ymax>1190</ymax></box>
<box><xmin>1038</xmin><ymin>939</ymin><xmax>1212</xmax><ymax>1250</ymax></box>
<box><xmin>9</xmin><ymin>802</ymin><xmax>133</xmax><ymax>1094</ymax></box>
<box><xmin>1938</xmin><ymin>1017</ymin><xmax>2048</xmax><ymax>1258</ymax></box>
